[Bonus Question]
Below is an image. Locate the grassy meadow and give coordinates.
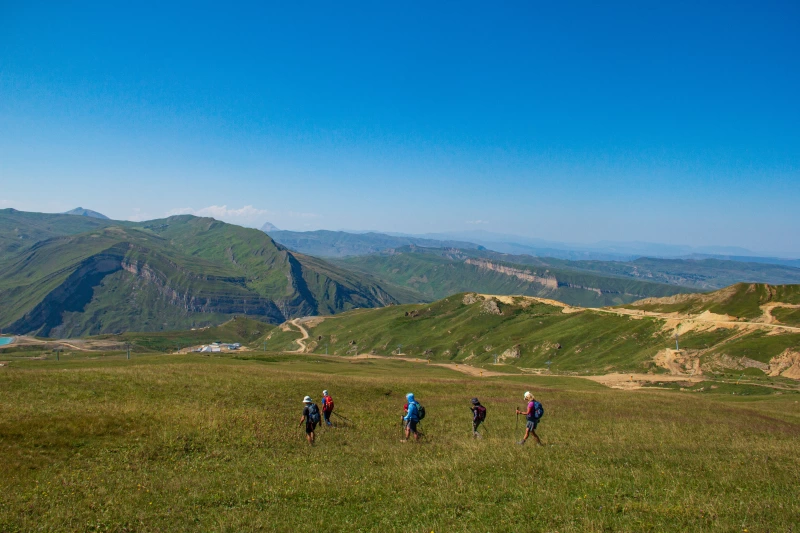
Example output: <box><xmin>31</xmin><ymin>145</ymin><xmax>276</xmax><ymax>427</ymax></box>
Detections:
<box><xmin>1</xmin><ymin>353</ymin><xmax>799</xmax><ymax>532</ymax></box>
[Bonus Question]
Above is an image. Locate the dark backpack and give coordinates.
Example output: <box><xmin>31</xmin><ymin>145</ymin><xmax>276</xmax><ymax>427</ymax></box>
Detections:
<box><xmin>533</xmin><ymin>401</ymin><xmax>544</xmax><ymax>420</ymax></box>
<box><xmin>417</xmin><ymin>404</ymin><xmax>426</xmax><ymax>421</ymax></box>
<box><xmin>307</xmin><ymin>403</ymin><xmax>321</xmax><ymax>424</ymax></box>
<box><xmin>474</xmin><ymin>405</ymin><xmax>486</xmax><ymax>422</ymax></box>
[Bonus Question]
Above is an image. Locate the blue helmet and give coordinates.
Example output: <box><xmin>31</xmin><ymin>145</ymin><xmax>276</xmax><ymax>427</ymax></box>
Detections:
<box><xmin>406</xmin><ymin>392</ymin><xmax>415</xmax><ymax>402</ymax></box>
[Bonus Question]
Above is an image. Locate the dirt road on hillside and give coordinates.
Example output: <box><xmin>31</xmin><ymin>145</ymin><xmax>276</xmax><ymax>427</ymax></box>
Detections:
<box><xmin>288</xmin><ymin>319</ymin><xmax>310</xmax><ymax>353</ymax></box>
<box><xmin>592</xmin><ymin>307</ymin><xmax>800</xmax><ymax>332</ymax></box>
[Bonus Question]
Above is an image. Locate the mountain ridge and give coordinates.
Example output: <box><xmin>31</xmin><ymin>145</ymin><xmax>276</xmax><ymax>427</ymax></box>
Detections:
<box><xmin>0</xmin><ymin>211</ymin><xmax>402</xmax><ymax>336</ymax></box>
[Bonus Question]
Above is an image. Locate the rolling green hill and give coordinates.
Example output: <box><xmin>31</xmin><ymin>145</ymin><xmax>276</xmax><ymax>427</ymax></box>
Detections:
<box><xmin>620</xmin><ymin>283</ymin><xmax>800</xmax><ymax>324</ymax></box>
<box><xmin>266</xmin><ymin>286</ymin><xmax>800</xmax><ymax>378</ymax></box>
<box><xmin>0</xmin><ymin>211</ymin><xmax>402</xmax><ymax>337</ymax></box>
<box><xmin>335</xmin><ymin>246</ymin><xmax>692</xmax><ymax>307</ymax></box>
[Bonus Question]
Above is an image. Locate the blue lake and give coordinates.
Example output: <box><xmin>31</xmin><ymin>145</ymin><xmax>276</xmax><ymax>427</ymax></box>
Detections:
<box><xmin>0</xmin><ymin>337</ymin><xmax>14</xmax><ymax>346</ymax></box>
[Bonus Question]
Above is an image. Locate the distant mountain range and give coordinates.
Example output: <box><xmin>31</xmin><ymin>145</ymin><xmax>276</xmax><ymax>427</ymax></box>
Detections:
<box><xmin>3</xmin><ymin>208</ymin><xmax>798</xmax><ymax>338</ymax></box>
<box><xmin>265</xmin><ymin>228</ymin><xmax>800</xmax><ymax>291</ymax></box>
<box><xmin>265</xmin><ymin>229</ymin><xmax>485</xmax><ymax>258</ymax></box>
<box><xmin>333</xmin><ymin>246</ymin><xmax>692</xmax><ymax>307</ymax></box>
<box><xmin>265</xmin><ymin>227</ymin><xmax>799</xmax><ymax>266</ymax></box>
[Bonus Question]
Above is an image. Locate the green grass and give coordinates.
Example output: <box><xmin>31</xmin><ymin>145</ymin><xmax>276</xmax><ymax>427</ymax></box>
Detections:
<box><xmin>1</xmin><ymin>354</ymin><xmax>798</xmax><ymax>532</ymax></box>
<box><xmin>772</xmin><ymin>306</ymin><xmax>800</xmax><ymax>327</ymax></box>
<box><xmin>708</xmin><ymin>331</ymin><xmax>800</xmax><ymax>364</ymax></box>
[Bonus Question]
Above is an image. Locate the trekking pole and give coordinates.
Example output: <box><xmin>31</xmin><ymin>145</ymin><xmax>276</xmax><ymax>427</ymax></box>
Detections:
<box><xmin>516</xmin><ymin>407</ymin><xmax>520</xmax><ymax>431</ymax></box>
<box><xmin>332</xmin><ymin>412</ymin><xmax>352</xmax><ymax>422</ymax></box>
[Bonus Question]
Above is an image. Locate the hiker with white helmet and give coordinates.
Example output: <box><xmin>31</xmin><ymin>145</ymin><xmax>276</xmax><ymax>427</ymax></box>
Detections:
<box><xmin>321</xmin><ymin>389</ymin><xmax>334</xmax><ymax>427</ymax></box>
<box><xmin>515</xmin><ymin>391</ymin><xmax>544</xmax><ymax>446</ymax></box>
<box><xmin>298</xmin><ymin>396</ymin><xmax>321</xmax><ymax>445</ymax></box>
<box><xmin>401</xmin><ymin>392</ymin><xmax>423</xmax><ymax>442</ymax></box>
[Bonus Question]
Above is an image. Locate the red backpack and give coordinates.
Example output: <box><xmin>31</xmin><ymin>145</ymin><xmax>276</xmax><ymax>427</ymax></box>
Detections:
<box><xmin>323</xmin><ymin>395</ymin><xmax>334</xmax><ymax>413</ymax></box>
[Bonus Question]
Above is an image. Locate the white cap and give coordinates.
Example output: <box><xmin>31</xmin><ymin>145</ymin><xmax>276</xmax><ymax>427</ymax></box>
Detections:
<box><xmin>524</xmin><ymin>391</ymin><xmax>533</xmax><ymax>401</ymax></box>
<box><xmin>323</xmin><ymin>390</ymin><xmax>329</xmax><ymax>396</ymax></box>
<box><xmin>303</xmin><ymin>396</ymin><xmax>312</xmax><ymax>404</ymax></box>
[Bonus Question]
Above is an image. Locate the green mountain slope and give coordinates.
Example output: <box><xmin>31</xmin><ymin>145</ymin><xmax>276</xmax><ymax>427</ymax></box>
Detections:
<box><xmin>0</xmin><ymin>208</ymin><xmax>119</xmax><ymax>260</ymax></box>
<box><xmin>335</xmin><ymin>247</ymin><xmax>691</xmax><ymax>307</ymax></box>
<box><xmin>271</xmin><ymin>287</ymin><xmax>800</xmax><ymax>378</ymax></box>
<box><xmin>620</xmin><ymin>283</ymin><xmax>800</xmax><ymax>324</ymax></box>
<box><xmin>0</xmin><ymin>212</ymin><xmax>399</xmax><ymax>336</ymax></box>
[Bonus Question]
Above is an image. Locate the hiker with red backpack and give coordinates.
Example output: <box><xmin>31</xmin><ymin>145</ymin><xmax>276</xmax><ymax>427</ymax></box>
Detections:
<box><xmin>515</xmin><ymin>391</ymin><xmax>544</xmax><ymax>446</ymax></box>
<box><xmin>298</xmin><ymin>396</ymin><xmax>321</xmax><ymax>445</ymax></box>
<box><xmin>470</xmin><ymin>397</ymin><xmax>486</xmax><ymax>438</ymax></box>
<box><xmin>321</xmin><ymin>389</ymin><xmax>334</xmax><ymax>427</ymax></box>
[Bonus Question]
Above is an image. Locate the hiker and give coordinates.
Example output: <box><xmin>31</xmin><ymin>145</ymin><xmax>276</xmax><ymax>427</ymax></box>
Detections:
<box><xmin>298</xmin><ymin>396</ymin><xmax>321</xmax><ymax>445</ymax></box>
<box><xmin>321</xmin><ymin>389</ymin><xmax>334</xmax><ymax>427</ymax></box>
<box><xmin>470</xmin><ymin>397</ymin><xmax>486</xmax><ymax>438</ymax></box>
<box><xmin>515</xmin><ymin>391</ymin><xmax>543</xmax><ymax>446</ymax></box>
<box><xmin>402</xmin><ymin>392</ymin><xmax>421</xmax><ymax>442</ymax></box>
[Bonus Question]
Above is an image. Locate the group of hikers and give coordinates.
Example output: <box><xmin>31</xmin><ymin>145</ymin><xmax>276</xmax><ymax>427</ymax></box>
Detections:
<box><xmin>299</xmin><ymin>389</ymin><xmax>544</xmax><ymax>446</ymax></box>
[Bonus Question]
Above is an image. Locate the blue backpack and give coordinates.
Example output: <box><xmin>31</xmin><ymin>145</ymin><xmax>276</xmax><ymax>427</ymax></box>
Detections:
<box><xmin>307</xmin><ymin>404</ymin><xmax>321</xmax><ymax>424</ymax></box>
<box><xmin>533</xmin><ymin>401</ymin><xmax>544</xmax><ymax>420</ymax></box>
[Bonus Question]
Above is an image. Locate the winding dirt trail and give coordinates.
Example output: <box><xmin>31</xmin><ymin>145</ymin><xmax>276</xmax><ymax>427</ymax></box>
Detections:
<box><xmin>759</xmin><ymin>303</ymin><xmax>800</xmax><ymax>325</ymax></box>
<box><xmin>288</xmin><ymin>319</ymin><xmax>310</xmax><ymax>353</ymax></box>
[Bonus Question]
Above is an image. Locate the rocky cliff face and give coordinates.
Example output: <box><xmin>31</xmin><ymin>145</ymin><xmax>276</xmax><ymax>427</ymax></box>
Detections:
<box><xmin>465</xmin><ymin>258</ymin><xmax>558</xmax><ymax>289</ymax></box>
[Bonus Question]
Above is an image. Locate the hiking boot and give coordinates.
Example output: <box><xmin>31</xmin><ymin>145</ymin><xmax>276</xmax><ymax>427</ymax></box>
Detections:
<box><xmin>517</xmin><ymin>440</ymin><xmax>526</xmax><ymax>445</ymax></box>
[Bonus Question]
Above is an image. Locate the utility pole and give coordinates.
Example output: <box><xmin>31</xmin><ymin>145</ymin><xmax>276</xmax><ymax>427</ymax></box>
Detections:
<box><xmin>125</xmin><ymin>342</ymin><xmax>131</xmax><ymax>360</ymax></box>
<box><xmin>674</xmin><ymin>331</ymin><xmax>680</xmax><ymax>350</ymax></box>
<box><xmin>263</xmin><ymin>340</ymin><xmax>266</xmax><ymax>352</ymax></box>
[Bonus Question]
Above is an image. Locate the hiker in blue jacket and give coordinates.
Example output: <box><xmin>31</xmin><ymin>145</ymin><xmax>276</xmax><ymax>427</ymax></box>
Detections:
<box><xmin>402</xmin><ymin>392</ymin><xmax>421</xmax><ymax>442</ymax></box>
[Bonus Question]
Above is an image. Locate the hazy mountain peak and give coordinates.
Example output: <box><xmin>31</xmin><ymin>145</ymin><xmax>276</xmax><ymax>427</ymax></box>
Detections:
<box><xmin>64</xmin><ymin>207</ymin><xmax>109</xmax><ymax>220</ymax></box>
<box><xmin>260</xmin><ymin>221</ymin><xmax>280</xmax><ymax>232</ymax></box>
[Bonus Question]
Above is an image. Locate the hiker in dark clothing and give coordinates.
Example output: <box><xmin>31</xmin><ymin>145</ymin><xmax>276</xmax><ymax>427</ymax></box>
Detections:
<box><xmin>298</xmin><ymin>395</ymin><xmax>321</xmax><ymax>445</ymax></box>
<box><xmin>470</xmin><ymin>397</ymin><xmax>486</xmax><ymax>438</ymax></box>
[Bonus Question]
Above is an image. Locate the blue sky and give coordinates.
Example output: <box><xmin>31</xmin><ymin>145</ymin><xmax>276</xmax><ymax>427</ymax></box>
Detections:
<box><xmin>1</xmin><ymin>1</ymin><xmax>798</xmax><ymax>254</ymax></box>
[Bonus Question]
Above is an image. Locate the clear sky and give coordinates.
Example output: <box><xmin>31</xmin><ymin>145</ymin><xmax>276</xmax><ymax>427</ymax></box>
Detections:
<box><xmin>1</xmin><ymin>1</ymin><xmax>798</xmax><ymax>254</ymax></box>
